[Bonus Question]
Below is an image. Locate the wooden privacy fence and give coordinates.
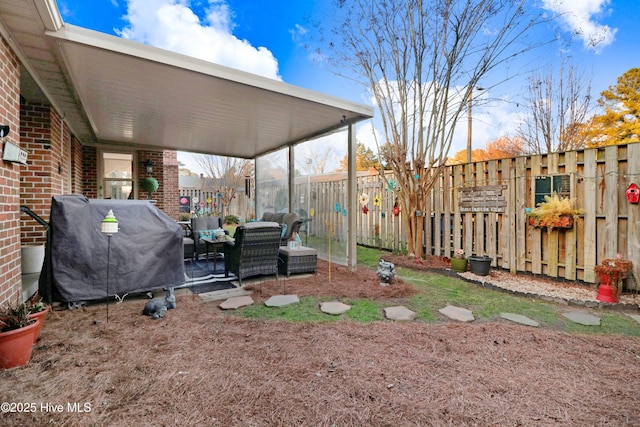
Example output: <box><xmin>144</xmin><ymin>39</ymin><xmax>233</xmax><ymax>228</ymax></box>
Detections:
<box><xmin>178</xmin><ymin>187</ymin><xmax>250</xmax><ymax>221</ymax></box>
<box><xmin>287</xmin><ymin>142</ymin><xmax>640</xmax><ymax>288</ymax></box>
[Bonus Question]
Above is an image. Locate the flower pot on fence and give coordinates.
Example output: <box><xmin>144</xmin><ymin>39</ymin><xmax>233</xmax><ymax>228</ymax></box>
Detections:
<box><xmin>0</xmin><ymin>320</ymin><xmax>38</xmax><ymax>369</ymax></box>
<box><xmin>450</xmin><ymin>258</ymin><xmax>468</xmax><ymax>273</ymax></box>
<box><xmin>468</xmin><ymin>256</ymin><xmax>492</xmax><ymax>276</ymax></box>
<box><xmin>527</xmin><ymin>214</ymin><xmax>574</xmax><ymax>230</ymax></box>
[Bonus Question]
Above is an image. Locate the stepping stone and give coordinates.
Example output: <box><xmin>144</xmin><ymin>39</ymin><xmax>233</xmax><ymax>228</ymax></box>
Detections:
<box><xmin>320</xmin><ymin>301</ymin><xmax>351</xmax><ymax>315</ymax></box>
<box><xmin>627</xmin><ymin>314</ymin><xmax>640</xmax><ymax>324</ymax></box>
<box><xmin>439</xmin><ymin>305</ymin><xmax>474</xmax><ymax>322</ymax></box>
<box><xmin>264</xmin><ymin>295</ymin><xmax>300</xmax><ymax>307</ymax></box>
<box><xmin>384</xmin><ymin>306</ymin><xmax>416</xmax><ymax>321</ymax></box>
<box><xmin>562</xmin><ymin>311</ymin><xmax>601</xmax><ymax>326</ymax></box>
<box><xmin>500</xmin><ymin>313</ymin><xmax>539</xmax><ymax>327</ymax></box>
<box><xmin>219</xmin><ymin>295</ymin><xmax>254</xmax><ymax>310</ymax></box>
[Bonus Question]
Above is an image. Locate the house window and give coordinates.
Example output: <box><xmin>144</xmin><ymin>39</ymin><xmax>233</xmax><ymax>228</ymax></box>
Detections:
<box><xmin>534</xmin><ymin>174</ymin><xmax>571</xmax><ymax>206</ymax></box>
<box><xmin>101</xmin><ymin>152</ymin><xmax>134</xmax><ymax>199</ymax></box>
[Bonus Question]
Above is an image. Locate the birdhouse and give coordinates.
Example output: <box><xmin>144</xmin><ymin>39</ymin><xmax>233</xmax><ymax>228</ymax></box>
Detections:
<box><xmin>626</xmin><ymin>183</ymin><xmax>639</xmax><ymax>204</ymax></box>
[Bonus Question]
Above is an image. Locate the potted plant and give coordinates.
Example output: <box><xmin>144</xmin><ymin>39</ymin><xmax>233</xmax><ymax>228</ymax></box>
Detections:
<box><xmin>527</xmin><ymin>193</ymin><xmax>583</xmax><ymax>232</ymax></box>
<box><xmin>0</xmin><ymin>300</ymin><xmax>38</xmax><ymax>369</ymax></box>
<box><xmin>450</xmin><ymin>249</ymin><xmax>468</xmax><ymax>272</ymax></box>
<box><xmin>140</xmin><ymin>177</ymin><xmax>159</xmax><ymax>200</ymax></box>
<box><xmin>468</xmin><ymin>255</ymin><xmax>492</xmax><ymax>276</ymax></box>
<box><xmin>594</xmin><ymin>254</ymin><xmax>633</xmax><ymax>303</ymax></box>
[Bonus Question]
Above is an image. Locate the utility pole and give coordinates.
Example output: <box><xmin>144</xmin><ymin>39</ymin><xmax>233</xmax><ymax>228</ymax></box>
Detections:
<box><xmin>466</xmin><ymin>87</ymin><xmax>484</xmax><ymax>164</ymax></box>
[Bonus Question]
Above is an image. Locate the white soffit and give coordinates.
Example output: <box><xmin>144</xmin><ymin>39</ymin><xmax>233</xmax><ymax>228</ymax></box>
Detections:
<box><xmin>45</xmin><ymin>24</ymin><xmax>373</xmax><ymax>158</ymax></box>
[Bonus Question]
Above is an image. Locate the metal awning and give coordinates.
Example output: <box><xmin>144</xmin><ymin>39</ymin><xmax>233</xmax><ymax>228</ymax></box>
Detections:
<box><xmin>1</xmin><ymin>0</ymin><xmax>373</xmax><ymax>158</ymax></box>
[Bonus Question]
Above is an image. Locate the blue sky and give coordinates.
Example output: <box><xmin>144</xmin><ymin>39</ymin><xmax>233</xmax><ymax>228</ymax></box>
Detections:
<box><xmin>57</xmin><ymin>0</ymin><xmax>639</xmax><ymax>165</ymax></box>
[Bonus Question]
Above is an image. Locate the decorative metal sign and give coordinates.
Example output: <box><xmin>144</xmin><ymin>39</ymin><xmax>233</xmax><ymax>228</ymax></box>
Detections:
<box><xmin>459</xmin><ymin>185</ymin><xmax>507</xmax><ymax>213</ymax></box>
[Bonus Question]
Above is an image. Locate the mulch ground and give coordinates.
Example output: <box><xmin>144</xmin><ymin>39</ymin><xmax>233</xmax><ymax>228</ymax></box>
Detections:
<box><xmin>2</xmin><ymin>257</ymin><xmax>640</xmax><ymax>426</ymax></box>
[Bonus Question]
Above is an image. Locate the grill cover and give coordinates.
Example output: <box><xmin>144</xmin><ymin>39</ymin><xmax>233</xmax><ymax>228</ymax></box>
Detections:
<box><xmin>43</xmin><ymin>195</ymin><xmax>185</xmax><ymax>303</ymax></box>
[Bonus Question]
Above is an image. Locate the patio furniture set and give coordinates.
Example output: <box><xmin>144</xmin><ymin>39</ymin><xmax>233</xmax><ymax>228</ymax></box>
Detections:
<box><xmin>182</xmin><ymin>212</ymin><xmax>317</xmax><ymax>285</ymax></box>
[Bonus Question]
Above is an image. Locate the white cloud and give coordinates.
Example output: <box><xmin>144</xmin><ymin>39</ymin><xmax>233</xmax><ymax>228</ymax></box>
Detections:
<box><xmin>542</xmin><ymin>0</ymin><xmax>617</xmax><ymax>52</ymax></box>
<box><xmin>116</xmin><ymin>0</ymin><xmax>281</xmax><ymax>80</ymax></box>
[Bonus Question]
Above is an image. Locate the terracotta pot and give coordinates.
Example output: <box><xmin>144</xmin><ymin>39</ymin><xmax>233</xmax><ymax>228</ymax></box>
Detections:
<box><xmin>28</xmin><ymin>307</ymin><xmax>49</xmax><ymax>343</ymax></box>
<box><xmin>450</xmin><ymin>258</ymin><xmax>468</xmax><ymax>272</ymax></box>
<box><xmin>0</xmin><ymin>320</ymin><xmax>38</xmax><ymax>369</ymax></box>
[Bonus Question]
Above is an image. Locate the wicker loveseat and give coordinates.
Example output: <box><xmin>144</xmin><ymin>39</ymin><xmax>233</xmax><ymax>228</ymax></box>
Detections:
<box><xmin>223</xmin><ymin>222</ymin><xmax>282</xmax><ymax>284</ymax></box>
<box><xmin>260</xmin><ymin>212</ymin><xmax>302</xmax><ymax>246</ymax></box>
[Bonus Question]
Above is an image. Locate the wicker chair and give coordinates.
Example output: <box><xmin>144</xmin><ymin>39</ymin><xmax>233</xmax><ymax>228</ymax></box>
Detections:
<box><xmin>223</xmin><ymin>222</ymin><xmax>282</xmax><ymax>284</ymax></box>
<box><xmin>187</xmin><ymin>216</ymin><xmax>224</xmax><ymax>260</ymax></box>
<box><xmin>260</xmin><ymin>212</ymin><xmax>302</xmax><ymax>246</ymax></box>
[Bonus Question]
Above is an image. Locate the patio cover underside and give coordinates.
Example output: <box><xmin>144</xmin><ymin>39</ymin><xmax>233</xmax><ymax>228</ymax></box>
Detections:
<box><xmin>2</xmin><ymin>0</ymin><xmax>372</xmax><ymax>157</ymax></box>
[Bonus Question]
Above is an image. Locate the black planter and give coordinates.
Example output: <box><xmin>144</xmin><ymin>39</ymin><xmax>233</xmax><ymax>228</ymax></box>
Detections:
<box><xmin>468</xmin><ymin>256</ymin><xmax>492</xmax><ymax>276</ymax></box>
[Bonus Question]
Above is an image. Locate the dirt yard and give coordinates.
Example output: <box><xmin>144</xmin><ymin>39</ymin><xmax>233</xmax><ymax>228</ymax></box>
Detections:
<box><xmin>2</xmin><ymin>257</ymin><xmax>640</xmax><ymax>426</ymax></box>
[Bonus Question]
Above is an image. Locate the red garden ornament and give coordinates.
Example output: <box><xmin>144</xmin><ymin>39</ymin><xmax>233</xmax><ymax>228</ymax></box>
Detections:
<box><xmin>362</xmin><ymin>205</ymin><xmax>369</xmax><ymax>214</ymax></box>
<box><xmin>392</xmin><ymin>200</ymin><xmax>400</xmax><ymax>216</ymax></box>
<box><xmin>626</xmin><ymin>183</ymin><xmax>639</xmax><ymax>204</ymax></box>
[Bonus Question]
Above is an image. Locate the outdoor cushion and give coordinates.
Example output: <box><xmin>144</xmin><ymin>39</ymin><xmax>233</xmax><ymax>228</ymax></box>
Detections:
<box><xmin>243</xmin><ymin>221</ymin><xmax>280</xmax><ymax>229</ymax></box>
<box><xmin>197</xmin><ymin>229</ymin><xmax>219</xmax><ymax>239</ymax></box>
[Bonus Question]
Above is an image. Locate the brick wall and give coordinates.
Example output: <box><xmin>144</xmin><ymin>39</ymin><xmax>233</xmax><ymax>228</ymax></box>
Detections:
<box><xmin>70</xmin><ymin>136</ymin><xmax>83</xmax><ymax>194</ymax></box>
<box><xmin>136</xmin><ymin>150</ymin><xmax>179</xmax><ymax>219</ymax></box>
<box><xmin>19</xmin><ymin>102</ymin><xmax>71</xmax><ymax>245</ymax></box>
<box><xmin>0</xmin><ymin>34</ymin><xmax>22</xmax><ymax>305</ymax></box>
<box><xmin>82</xmin><ymin>145</ymin><xmax>98</xmax><ymax>198</ymax></box>
<box><xmin>163</xmin><ymin>150</ymin><xmax>179</xmax><ymax>219</ymax></box>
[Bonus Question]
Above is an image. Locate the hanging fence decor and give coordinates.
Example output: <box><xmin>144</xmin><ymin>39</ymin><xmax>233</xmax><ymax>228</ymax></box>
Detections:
<box><xmin>360</xmin><ymin>193</ymin><xmax>369</xmax><ymax>214</ymax></box>
<box><xmin>335</xmin><ymin>202</ymin><xmax>341</xmax><ymax>213</ymax></box>
<box><xmin>392</xmin><ymin>198</ymin><xmax>401</xmax><ymax>216</ymax></box>
<box><xmin>373</xmin><ymin>194</ymin><xmax>381</xmax><ymax>207</ymax></box>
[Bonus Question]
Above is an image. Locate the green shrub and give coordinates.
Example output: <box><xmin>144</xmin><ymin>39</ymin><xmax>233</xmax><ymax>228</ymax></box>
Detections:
<box><xmin>224</xmin><ymin>214</ymin><xmax>239</xmax><ymax>224</ymax></box>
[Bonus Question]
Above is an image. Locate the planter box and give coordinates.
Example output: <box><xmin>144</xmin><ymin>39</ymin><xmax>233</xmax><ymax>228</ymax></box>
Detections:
<box><xmin>527</xmin><ymin>214</ymin><xmax>574</xmax><ymax>229</ymax></box>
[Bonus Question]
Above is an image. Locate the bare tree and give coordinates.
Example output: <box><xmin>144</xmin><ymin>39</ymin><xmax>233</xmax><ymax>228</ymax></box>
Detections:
<box><xmin>325</xmin><ymin>0</ymin><xmax>549</xmax><ymax>258</ymax></box>
<box><xmin>518</xmin><ymin>63</ymin><xmax>592</xmax><ymax>154</ymax></box>
<box><xmin>296</xmin><ymin>146</ymin><xmax>339</xmax><ymax>174</ymax></box>
<box><xmin>194</xmin><ymin>155</ymin><xmax>252</xmax><ymax>217</ymax></box>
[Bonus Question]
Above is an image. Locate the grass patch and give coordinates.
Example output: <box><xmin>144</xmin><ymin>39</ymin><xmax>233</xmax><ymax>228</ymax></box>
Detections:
<box><xmin>233</xmin><ymin>246</ymin><xmax>640</xmax><ymax>336</ymax></box>
<box><xmin>344</xmin><ymin>299</ymin><xmax>384</xmax><ymax>323</ymax></box>
<box><xmin>239</xmin><ymin>297</ymin><xmax>334</xmax><ymax>323</ymax></box>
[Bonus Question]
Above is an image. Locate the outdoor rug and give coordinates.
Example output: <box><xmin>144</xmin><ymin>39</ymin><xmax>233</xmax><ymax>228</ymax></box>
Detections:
<box><xmin>183</xmin><ymin>258</ymin><xmax>238</xmax><ymax>294</ymax></box>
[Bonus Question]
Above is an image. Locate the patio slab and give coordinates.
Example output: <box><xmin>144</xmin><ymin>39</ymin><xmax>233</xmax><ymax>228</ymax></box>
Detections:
<box><xmin>628</xmin><ymin>314</ymin><xmax>640</xmax><ymax>324</ymax></box>
<box><xmin>562</xmin><ymin>311</ymin><xmax>601</xmax><ymax>326</ymax></box>
<box><xmin>264</xmin><ymin>295</ymin><xmax>300</xmax><ymax>307</ymax></box>
<box><xmin>384</xmin><ymin>306</ymin><xmax>417</xmax><ymax>321</ymax></box>
<box><xmin>500</xmin><ymin>313</ymin><xmax>540</xmax><ymax>327</ymax></box>
<box><xmin>320</xmin><ymin>301</ymin><xmax>351</xmax><ymax>315</ymax></box>
<box><xmin>438</xmin><ymin>305</ymin><xmax>475</xmax><ymax>322</ymax></box>
<box><xmin>219</xmin><ymin>295</ymin><xmax>254</xmax><ymax>310</ymax></box>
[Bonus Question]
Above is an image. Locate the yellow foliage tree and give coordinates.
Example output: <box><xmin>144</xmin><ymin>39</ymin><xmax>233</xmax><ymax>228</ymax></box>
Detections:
<box><xmin>448</xmin><ymin>136</ymin><xmax>526</xmax><ymax>164</ymax></box>
<box><xmin>580</xmin><ymin>68</ymin><xmax>640</xmax><ymax>147</ymax></box>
